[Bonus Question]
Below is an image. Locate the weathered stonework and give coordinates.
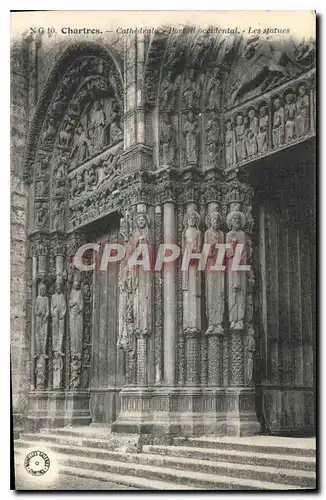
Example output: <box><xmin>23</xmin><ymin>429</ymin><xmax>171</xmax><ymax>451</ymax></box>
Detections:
<box><xmin>11</xmin><ymin>27</ymin><xmax>316</xmax><ymax>438</ymax></box>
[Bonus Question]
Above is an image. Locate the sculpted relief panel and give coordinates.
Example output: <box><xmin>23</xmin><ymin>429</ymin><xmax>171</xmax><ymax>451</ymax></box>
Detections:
<box><xmin>31</xmin><ymin>52</ymin><xmax>123</xmax><ymax>234</ymax></box>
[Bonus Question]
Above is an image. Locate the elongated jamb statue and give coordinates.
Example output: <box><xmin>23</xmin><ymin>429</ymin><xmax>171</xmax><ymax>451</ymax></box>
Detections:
<box><xmin>35</xmin><ymin>282</ymin><xmax>49</xmax><ymax>357</ymax></box>
<box><xmin>205</xmin><ymin>211</ymin><xmax>225</xmax><ymax>335</ymax></box>
<box><xmin>69</xmin><ymin>278</ymin><xmax>84</xmax><ymax>356</ymax></box>
<box><xmin>131</xmin><ymin>212</ymin><xmax>152</xmax><ymax>338</ymax></box>
<box><xmin>182</xmin><ymin>210</ymin><xmax>202</xmax><ymax>330</ymax></box>
<box><xmin>51</xmin><ymin>279</ymin><xmax>66</xmax><ymax>355</ymax></box>
<box><xmin>226</xmin><ymin>210</ymin><xmax>252</xmax><ymax>331</ymax></box>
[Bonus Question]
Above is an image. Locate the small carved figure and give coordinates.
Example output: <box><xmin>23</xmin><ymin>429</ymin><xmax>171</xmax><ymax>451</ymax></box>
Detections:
<box><xmin>52</xmin><ymin>203</ymin><xmax>65</xmax><ymax>230</ymax></box>
<box><xmin>206</xmin><ymin>68</ymin><xmax>221</xmax><ymax>110</ymax></box>
<box><xmin>226</xmin><ymin>211</ymin><xmax>252</xmax><ymax>331</ymax></box>
<box><xmin>257</xmin><ymin>106</ymin><xmax>269</xmax><ymax>154</ymax></box>
<box><xmin>53</xmin><ymin>163</ymin><xmax>65</xmax><ymax>197</ymax></box>
<box><xmin>295</xmin><ymin>83</ymin><xmax>310</xmax><ymax>137</ymax></box>
<box><xmin>246</xmin><ymin>108</ymin><xmax>258</xmax><ymax>157</ymax></box>
<box><xmin>51</xmin><ymin>279</ymin><xmax>66</xmax><ymax>355</ymax></box>
<box><xmin>70</xmin><ymin>124</ymin><xmax>91</xmax><ymax>164</ymax></box>
<box><xmin>284</xmin><ymin>93</ymin><xmax>296</xmax><ymax>142</ymax></box>
<box><xmin>35</xmin><ymin>354</ymin><xmax>47</xmax><ymax>390</ymax></box>
<box><xmin>35</xmin><ymin>282</ymin><xmax>49</xmax><ymax>356</ymax></box>
<box><xmin>71</xmin><ymin>172</ymin><xmax>85</xmax><ymax>198</ymax></box>
<box><xmin>184</xmin><ymin>111</ymin><xmax>198</xmax><ymax>164</ymax></box>
<box><xmin>182</xmin><ymin>69</ymin><xmax>202</xmax><ymax>109</ymax></box>
<box><xmin>35</xmin><ymin>201</ymin><xmax>48</xmax><ymax>228</ymax></box>
<box><xmin>160</xmin><ymin>71</ymin><xmax>178</xmax><ymax>109</ymax></box>
<box><xmin>69</xmin><ymin>279</ymin><xmax>84</xmax><ymax>356</ymax></box>
<box><xmin>225</xmin><ymin>121</ymin><xmax>235</xmax><ymax>167</ymax></box>
<box><xmin>70</xmin><ymin>353</ymin><xmax>82</xmax><ymax>389</ymax></box>
<box><xmin>160</xmin><ymin>114</ymin><xmax>176</xmax><ymax>165</ymax></box>
<box><xmin>41</xmin><ymin>117</ymin><xmax>56</xmax><ymax>144</ymax></box>
<box><xmin>85</xmin><ymin>166</ymin><xmax>97</xmax><ymax>191</ymax></box>
<box><xmin>272</xmin><ymin>98</ymin><xmax>284</xmax><ymax>148</ymax></box>
<box><xmin>205</xmin><ymin>211</ymin><xmax>224</xmax><ymax>335</ymax></box>
<box><xmin>89</xmin><ymin>101</ymin><xmax>106</xmax><ymax>150</ymax></box>
<box><xmin>109</xmin><ymin>114</ymin><xmax>123</xmax><ymax>144</ymax></box>
<box><xmin>52</xmin><ymin>351</ymin><xmax>64</xmax><ymax>390</ymax></box>
<box><xmin>35</xmin><ymin>179</ymin><xmax>47</xmax><ymax>198</ymax></box>
<box><xmin>235</xmin><ymin>114</ymin><xmax>247</xmax><ymax>161</ymax></box>
<box><xmin>245</xmin><ymin>327</ymin><xmax>256</xmax><ymax>385</ymax></box>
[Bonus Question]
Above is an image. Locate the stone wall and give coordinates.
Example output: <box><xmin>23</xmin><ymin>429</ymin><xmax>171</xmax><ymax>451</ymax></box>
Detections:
<box><xmin>11</xmin><ymin>36</ymin><xmax>30</xmax><ymax>424</ymax></box>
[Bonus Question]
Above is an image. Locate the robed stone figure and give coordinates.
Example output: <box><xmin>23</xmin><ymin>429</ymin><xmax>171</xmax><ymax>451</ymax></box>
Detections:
<box><xmin>35</xmin><ymin>282</ymin><xmax>49</xmax><ymax>357</ymax></box>
<box><xmin>69</xmin><ymin>278</ymin><xmax>84</xmax><ymax>355</ymax></box>
<box><xmin>226</xmin><ymin>211</ymin><xmax>252</xmax><ymax>331</ymax></box>
<box><xmin>51</xmin><ymin>280</ymin><xmax>66</xmax><ymax>354</ymax></box>
<box><xmin>182</xmin><ymin>211</ymin><xmax>202</xmax><ymax>330</ymax></box>
<box><xmin>205</xmin><ymin>211</ymin><xmax>225</xmax><ymax>335</ymax></box>
<box><xmin>131</xmin><ymin>212</ymin><xmax>152</xmax><ymax>337</ymax></box>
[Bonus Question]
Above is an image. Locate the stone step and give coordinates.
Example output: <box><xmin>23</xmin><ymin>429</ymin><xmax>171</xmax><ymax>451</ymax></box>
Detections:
<box><xmin>144</xmin><ymin>444</ymin><xmax>316</xmax><ymax>471</ymax></box>
<box><xmin>15</xmin><ymin>441</ymin><xmax>314</xmax><ymax>489</ymax></box>
<box><xmin>60</xmin><ymin>465</ymin><xmax>203</xmax><ymax>490</ymax></box>
<box><xmin>17</xmin><ymin>432</ymin><xmax>121</xmax><ymax>451</ymax></box>
<box><xmin>40</xmin><ymin>427</ymin><xmax>112</xmax><ymax>438</ymax></box>
<box><xmin>174</xmin><ymin>436</ymin><xmax>316</xmax><ymax>458</ymax></box>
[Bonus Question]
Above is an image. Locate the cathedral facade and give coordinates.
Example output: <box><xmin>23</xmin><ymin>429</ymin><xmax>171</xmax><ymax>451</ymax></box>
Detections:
<box><xmin>11</xmin><ymin>27</ymin><xmax>316</xmax><ymax>438</ymax></box>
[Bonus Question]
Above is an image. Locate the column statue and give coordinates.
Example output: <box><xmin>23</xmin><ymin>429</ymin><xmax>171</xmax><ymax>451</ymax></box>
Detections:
<box><xmin>35</xmin><ymin>282</ymin><xmax>49</xmax><ymax>357</ymax></box>
<box><xmin>51</xmin><ymin>279</ymin><xmax>66</xmax><ymax>389</ymax></box>
<box><xmin>182</xmin><ymin>210</ymin><xmax>202</xmax><ymax>328</ymax></box>
<box><xmin>226</xmin><ymin>211</ymin><xmax>252</xmax><ymax>331</ymax></box>
<box><xmin>51</xmin><ymin>279</ymin><xmax>66</xmax><ymax>355</ymax></box>
<box><xmin>69</xmin><ymin>277</ymin><xmax>84</xmax><ymax>389</ymax></box>
<box><xmin>205</xmin><ymin>211</ymin><xmax>224</xmax><ymax>335</ymax></box>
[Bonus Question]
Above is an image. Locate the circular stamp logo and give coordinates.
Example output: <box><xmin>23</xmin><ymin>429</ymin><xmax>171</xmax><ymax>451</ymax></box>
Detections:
<box><xmin>24</xmin><ymin>450</ymin><xmax>50</xmax><ymax>476</ymax></box>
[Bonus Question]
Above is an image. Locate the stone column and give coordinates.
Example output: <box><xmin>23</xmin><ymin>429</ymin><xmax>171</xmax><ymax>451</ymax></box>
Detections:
<box><xmin>136</xmin><ymin>331</ymin><xmax>150</xmax><ymax>386</ymax></box>
<box><xmin>154</xmin><ymin>204</ymin><xmax>163</xmax><ymax>385</ymax></box>
<box><xmin>224</xmin><ymin>180</ymin><xmax>260</xmax><ymax>436</ymax></box>
<box><xmin>163</xmin><ymin>201</ymin><xmax>177</xmax><ymax>386</ymax></box>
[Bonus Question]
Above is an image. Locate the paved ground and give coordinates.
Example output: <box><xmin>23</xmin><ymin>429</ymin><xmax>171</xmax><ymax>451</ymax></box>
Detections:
<box><xmin>15</xmin><ymin>473</ymin><xmax>135</xmax><ymax>490</ymax></box>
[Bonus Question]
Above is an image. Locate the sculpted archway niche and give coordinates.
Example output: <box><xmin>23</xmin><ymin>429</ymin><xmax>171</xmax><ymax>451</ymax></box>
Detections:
<box><xmin>25</xmin><ymin>41</ymin><xmax>124</xmax><ymax>234</ymax></box>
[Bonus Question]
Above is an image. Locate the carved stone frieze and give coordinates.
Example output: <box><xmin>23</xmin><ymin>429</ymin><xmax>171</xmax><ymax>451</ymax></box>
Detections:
<box><xmin>224</xmin><ymin>71</ymin><xmax>315</xmax><ymax>170</ymax></box>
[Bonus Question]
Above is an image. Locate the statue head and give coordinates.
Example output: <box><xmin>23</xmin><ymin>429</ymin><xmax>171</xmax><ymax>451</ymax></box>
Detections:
<box><xmin>285</xmin><ymin>93</ymin><xmax>294</xmax><ymax>104</ymax></box>
<box><xmin>226</xmin><ymin>120</ymin><xmax>232</xmax><ymax>131</ymax></box>
<box><xmin>94</xmin><ymin>101</ymin><xmax>102</xmax><ymax>110</ymax></box>
<box><xmin>73</xmin><ymin>279</ymin><xmax>81</xmax><ymax>290</ymax></box>
<box><xmin>236</xmin><ymin>114</ymin><xmax>243</xmax><ymax>125</ymax></box>
<box><xmin>273</xmin><ymin>98</ymin><xmax>281</xmax><ymax>110</ymax></box>
<box><xmin>248</xmin><ymin>108</ymin><xmax>256</xmax><ymax>120</ymax></box>
<box><xmin>298</xmin><ymin>83</ymin><xmax>306</xmax><ymax>96</ymax></box>
<box><xmin>39</xmin><ymin>282</ymin><xmax>46</xmax><ymax>296</ymax></box>
<box><xmin>136</xmin><ymin>213</ymin><xmax>149</xmax><ymax>230</ymax></box>
<box><xmin>184</xmin><ymin>210</ymin><xmax>200</xmax><ymax>228</ymax></box>
<box><xmin>227</xmin><ymin>210</ymin><xmax>246</xmax><ymax>231</ymax></box>
<box><xmin>260</xmin><ymin>106</ymin><xmax>267</xmax><ymax>117</ymax></box>
<box><xmin>207</xmin><ymin>211</ymin><xmax>221</xmax><ymax>230</ymax></box>
<box><xmin>56</xmin><ymin>281</ymin><xmax>63</xmax><ymax>294</ymax></box>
